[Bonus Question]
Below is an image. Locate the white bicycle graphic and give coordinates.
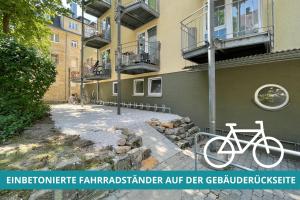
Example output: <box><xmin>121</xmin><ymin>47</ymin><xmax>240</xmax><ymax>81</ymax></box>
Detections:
<box><xmin>204</xmin><ymin>121</ymin><xmax>284</xmax><ymax>169</ymax></box>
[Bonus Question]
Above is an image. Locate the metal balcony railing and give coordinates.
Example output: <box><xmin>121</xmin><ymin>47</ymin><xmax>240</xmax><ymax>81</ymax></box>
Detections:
<box><xmin>181</xmin><ymin>0</ymin><xmax>274</xmax><ymax>52</ymax></box>
<box><xmin>85</xmin><ymin>27</ymin><xmax>111</xmax><ymax>41</ymax></box>
<box><xmin>121</xmin><ymin>0</ymin><xmax>160</xmax><ymax>13</ymax></box>
<box><xmin>70</xmin><ymin>60</ymin><xmax>111</xmax><ymax>82</ymax></box>
<box><xmin>120</xmin><ymin>41</ymin><xmax>160</xmax><ymax>68</ymax></box>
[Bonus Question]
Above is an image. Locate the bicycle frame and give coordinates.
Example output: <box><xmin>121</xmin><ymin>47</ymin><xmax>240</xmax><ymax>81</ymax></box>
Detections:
<box><xmin>218</xmin><ymin>121</ymin><xmax>270</xmax><ymax>154</ymax></box>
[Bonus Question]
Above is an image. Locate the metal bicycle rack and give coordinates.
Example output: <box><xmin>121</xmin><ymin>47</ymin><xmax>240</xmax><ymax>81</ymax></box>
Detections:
<box><xmin>96</xmin><ymin>100</ymin><xmax>171</xmax><ymax>113</ymax></box>
<box><xmin>194</xmin><ymin>132</ymin><xmax>300</xmax><ymax>171</ymax></box>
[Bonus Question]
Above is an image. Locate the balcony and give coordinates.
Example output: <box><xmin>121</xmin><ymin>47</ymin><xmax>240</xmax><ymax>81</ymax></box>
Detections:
<box><xmin>181</xmin><ymin>0</ymin><xmax>274</xmax><ymax>64</ymax></box>
<box><xmin>120</xmin><ymin>41</ymin><xmax>160</xmax><ymax>75</ymax></box>
<box><xmin>70</xmin><ymin>60</ymin><xmax>111</xmax><ymax>83</ymax></box>
<box><xmin>84</xmin><ymin>28</ymin><xmax>111</xmax><ymax>49</ymax></box>
<box><xmin>120</xmin><ymin>0</ymin><xmax>159</xmax><ymax>30</ymax></box>
<box><xmin>85</xmin><ymin>0</ymin><xmax>111</xmax><ymax>18</ymax></box>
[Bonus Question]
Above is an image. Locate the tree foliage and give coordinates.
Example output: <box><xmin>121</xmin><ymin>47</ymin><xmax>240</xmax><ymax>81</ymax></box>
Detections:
<box><xmin>0</xmin><ymin>0</ymin><xmax>75</xmax><ymax>52</ymax></box>
<box><xmin>0</xmin><ymin>36</ymin><xmax>56</xmax><ymax>142</ymax></box>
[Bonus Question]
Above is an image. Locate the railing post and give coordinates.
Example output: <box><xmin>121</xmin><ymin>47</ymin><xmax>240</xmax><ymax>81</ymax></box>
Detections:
<box><xmin>208</xmin><ymin>0</ymin><xmax>216</xmax><ymax>151</ymax></box>
<box><xmin>116</xmin><ymin>0</ymin><xmax>122</xmax><ymax>115</ymax></box>
<box><xmin>80</xmin><ymin>0</ymin><xmax>85</xmax><ymax>107</ymax></box>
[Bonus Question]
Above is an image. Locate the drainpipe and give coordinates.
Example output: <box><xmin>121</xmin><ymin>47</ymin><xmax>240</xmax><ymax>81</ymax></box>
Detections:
<box><xmin>208</xmin><ymin>0</ymin><xmax>216</xmax><ymax>149</ymax></box>
<box><xmin>80</xmin><ymin>0</ymin><xmax>85</xmax><ymax>107</ymax></box>
<box><xmin>116</xmin><ymin>0</ymin><xmax>122</xmax><ymax>115</ymax></box>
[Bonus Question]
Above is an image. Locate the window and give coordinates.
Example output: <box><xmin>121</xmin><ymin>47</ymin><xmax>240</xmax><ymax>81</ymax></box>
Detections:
<box><xmin>254</xmin><ymin>84</ymin><xmax>289</xmax><ymax>111</ymax></box>
<box><xmin>133</xmin><ymin>79</ymin><xmax>144</xmax><ymax>96</ymax></box>
<box><xmin>51</xmin><ymin>54</ymin><xmax>59</xmax><ymax>65</ymax></box>
<box><xmin>148</xmin><ymin>77</ymin><xmax>162</xmax><ymax>97</ymax></box>
<box><xmin>71</xmin><ymin>40</ymin><xmax>78</xmax><ymax>48</ymax></box>
<box><xmin>51</xmin><ymin>33</ymin><xmax>59</xmax><ymax>42</ymax></box>
<box><xmin>113</xmin><ymin>82</ymin><xmax>118</xmax><ymax>96</ymax></box>
<box><xmin>69</xmin><ymin>21</ymin><xmax>78</xmax><ymax>30</ymax></box>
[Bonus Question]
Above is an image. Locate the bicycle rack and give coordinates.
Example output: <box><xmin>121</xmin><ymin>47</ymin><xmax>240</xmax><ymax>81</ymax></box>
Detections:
<box><xmin>194</xmin><ymin>132</ymin><xmax>300</xmax><ymax>171</ymax></box>
<box><xmin>94</xmin><ymin>100</ymin><xmax>172</xmax><ymax>113</ymax></box>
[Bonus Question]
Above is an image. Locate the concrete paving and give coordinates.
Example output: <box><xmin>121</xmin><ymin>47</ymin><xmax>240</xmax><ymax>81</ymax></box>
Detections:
<box><xmin>50</xmin><ymin>104</ymin><xmax>181</xmax><ymax>162</ymax></box>
<box><xmin>51</xmin><ymin>104</ymin><xmax>300</xmax><ymax>200</ymax></box>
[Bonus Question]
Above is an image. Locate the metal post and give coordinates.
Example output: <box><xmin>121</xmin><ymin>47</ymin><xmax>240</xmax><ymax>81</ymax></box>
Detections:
<box><xmin>116</xmin><ymin>0</ymin><xmax>122</xmax><ymax>115</ymax></box>
<box><xmin>208</xmin><ymin>0</ymin><xmax>216</xmax><ymax>145</ymax></box>
<box><xmin>96</xmin><ymin>81</ymin><xmax>99</xmax><ymax>102</ymax></box>
<box><xmin>80</xmin><ymin>0</ymin><xmax>85</xmax><ymax>107</ymax></box>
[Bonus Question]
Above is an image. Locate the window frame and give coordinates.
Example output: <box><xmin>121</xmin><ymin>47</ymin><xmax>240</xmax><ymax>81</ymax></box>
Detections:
<box><xmin>254</xmin><ymin>84</ymin><xmax>289</xmax><ymax>111</ymax></box>
<box><xmin>112</xmin><ymin>82</ymin><xmax>118</xmax><ymax>96</ymax></box>
<box><xmin>71</xmin><ymin>40</ymin><xmax>78</xmax><ymax>48</ymax></box>
<box><xmin>51</xmin><ymin>33</ymin><xmax>59</xmax><ymax>43</ymax></box>
<box><xmin>133</xmin><ymin>79</ymin><xmax>145</xmax><ymax>96</ymax></box>
<box><xmin>51</xmin><ymin>54</ymin><xmax>59</xmax><ymax>65</ymax></box>
<box><xmin>148</xmin><ymin>77</ymin><xmax>162</xmax><ymax>97</ymax></box>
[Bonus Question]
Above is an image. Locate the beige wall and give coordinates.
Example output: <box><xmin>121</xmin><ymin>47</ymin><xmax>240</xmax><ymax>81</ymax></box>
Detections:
<box><xmin>274</xmin><ymin>0</ymin><xmax>300</xmax><ymax>51</ymax></box>
<box><xmin>44</xmin><ymin>24</ymin><xmax>97</xmax><ymax>102</ymax></box>
<box><xmin>95</xmin><ymin>0</ymin><xmax>300</xmax><ymax>84</ymax></box>
<box><xmin>97</xmin><ymin>0</ymin><xmax>202</xmax><ymax>83</ymax></box>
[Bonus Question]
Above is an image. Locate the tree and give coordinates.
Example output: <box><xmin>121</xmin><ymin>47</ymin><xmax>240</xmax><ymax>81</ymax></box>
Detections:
<box><xmin>0</xmin><ymin>0</ymin><xmax>76</xmax><ymax>52</ymax></box>
<box><xmin>0</xmin><ymin>36</ymin><xmax>56</xmax><ymax>141</ymax></box>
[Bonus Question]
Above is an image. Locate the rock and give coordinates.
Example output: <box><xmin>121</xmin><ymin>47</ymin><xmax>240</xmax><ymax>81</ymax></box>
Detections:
<box><xmin>62</xmin><ymin>135</ymin><xmax>80</xmax><ymax>146</ymax></box>
<box><xmin>114</xmin><ymin>146</ymin><xmax>131</xmax><ymax>154</ymax></box>
<box><xmin>174</xmin><ymin>127</ymin><xmax>185</xmax><ymax>136</ymax></box>
<box><xmin>117</xmin><ymin>138</ymin><xmax>127</xmax><ymax>146</ymax></box>
<box><xmin>182</xmin><ymin>117</ymin><xmax>191</xmax><ymax>123</ymax></box>
<box><xmin>127</xmin><ymin>148</ymin><xmax>144</xmax><ymax>169</ymax></box>
<box><xmin>155</xmin><ymin>126</ymin><xmax>165</xmax><ymax>133</ymax></box>
<box><xmin>181</xmin><ymin>122</ymin><xmax>195</xmax><ymax>131</ymax></box>
<box><xmin>148</xmin><ymin>118</ymin><xmax>161</xmax><ymax>126</ymax></box>
<box><xmin>73</xmin><ymin>139</ymin><xmax>94</xmax><ymax>148</ymax></box>
<box><xmin>126</xmin><ymin>136</ymin><xmax>142</xmax><ymax>148</ymax></box>
<box><xmin>89</xmin><ymin>163</ymin><xmax>112</xmax><ymax>171</ymax></box>
<box><xmin>55</xmin><ymin>157</ymin><xmax>82</xmax><ymax>170</ymax></box>
<box><xmin>113</xmin><ymin>155</ymin><xmax>132</xmax><ymax>170</ymax></box>
<box><xmin>141</xmin><ymin>147</ymin><xmax>151</xmax><ymax>160</ymax></box>
<box><xmin>176</xmin><ymin>140</ymin><xmax>189</xmax><ymax>149</ymax></box>
<box><xmin>115</xmin><ymin>127</ymin><xmax>134</xmax><ymax>136</ymax></box>
<box><xmin>186</xmin><ymin>136</ymin><xmax>195</xmax><ymax>146</ymax></box>
<box><xmin>171</xmin><ymin>119</ymin><xmax>182</xmax><ymax>128</ymax></box>
<box><xmin>187</xmin><ymin>126</ymin><xmax>200</xmax><ymax>135</ymax></box>
<box><xmin>165</xmin><ymin>129</ymin><xmax>175</xmax><ymax>135</ymax></box>
<box><xmin>161</xmin><ymin>122</ymin><xmax>174</xmax><ymax>129</ymax></box>
<box><xmin>166</xmin><ymin>135</ymin><xmax>180</xmax><ymax>141</ymax></box>
<box><xmin>29</xmin><ymin>190</ymin><xmax>54</xmax><ymax>200</ymax></box>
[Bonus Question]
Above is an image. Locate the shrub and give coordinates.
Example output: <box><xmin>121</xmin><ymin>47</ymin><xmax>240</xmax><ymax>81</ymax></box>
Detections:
<box><xmin>0</xmin><ymin>36</ymin><xmax>56</xmax><ymax>142</ymax></box>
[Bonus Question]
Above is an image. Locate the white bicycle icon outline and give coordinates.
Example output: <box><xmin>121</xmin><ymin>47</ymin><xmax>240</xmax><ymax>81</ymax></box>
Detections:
<box><xmin>204</xmin><ymin>121</ymin><xmax>284</xmax><ymax>169</ymax></box>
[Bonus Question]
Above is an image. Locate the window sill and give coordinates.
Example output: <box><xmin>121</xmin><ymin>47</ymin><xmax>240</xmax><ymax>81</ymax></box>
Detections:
<box><xmin>148</xmin><ymin>94</ymin><xmax>162</xmax><ymax>98</ymax></box>
<box><xmin>133</xmin><ymin>94</ymin><xmax>144</xmax><ymax>97</ymax></box>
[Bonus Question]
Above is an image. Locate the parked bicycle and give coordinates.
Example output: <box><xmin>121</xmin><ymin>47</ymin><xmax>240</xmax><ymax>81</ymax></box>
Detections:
<box><xmin>203</xmin><ymin>121</ymin><xmax>284</xmax><ymax>169</ymax></box>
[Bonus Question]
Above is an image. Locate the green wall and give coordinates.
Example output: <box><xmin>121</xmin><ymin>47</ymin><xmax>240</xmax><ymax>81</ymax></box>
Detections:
<box><xmin>84</xmin><ymin>60</ymin><xmax>300</xmax><ymax>143</ymax></box>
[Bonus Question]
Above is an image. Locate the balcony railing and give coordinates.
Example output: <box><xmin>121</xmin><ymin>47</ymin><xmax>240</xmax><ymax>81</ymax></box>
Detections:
<box><xmin>84</xmin><ymin>28</ymin><xmax>111</xmax><ymax>49</ymax></box>
<box><xmin>181</xmin><ymin>0</ymin><xmax>274</xmax><ymax>53</ymax></box>
<box><xmin>119</xmin><ymin>41</ymin><xmax>160</xmax><ymax>74</ymax></box>
<box><xmin>119</xmin><ymin>0</ymin><xmax>160</xmax><ymax>30</ymax></box>
<box><xmin>85</xmin><ymin>0</ymin><xmax>111</xmax><ymax>18</ymax></box>
<box><xmin>70</xmin><ymin>60</ymin><xmax>111</xmax><ymax>82</ymax></box>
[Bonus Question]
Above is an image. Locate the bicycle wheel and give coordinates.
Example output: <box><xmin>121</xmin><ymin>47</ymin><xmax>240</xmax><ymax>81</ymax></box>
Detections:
<box><xmin>253</xmin><ymin>137</ymin><xmax>284</xmax><ymax>169</ymax></box>
<box><xmin>203</xmin><ymin>136</ymin><xmax>235</xmax><ymax>169</ymax></box>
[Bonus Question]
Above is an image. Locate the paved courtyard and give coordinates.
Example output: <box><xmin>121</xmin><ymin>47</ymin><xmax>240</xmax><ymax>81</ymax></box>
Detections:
<box><xmin>51</xmin><ymin>104</ymin><xmax>181</xmax><ymax>162</ymax></box>
<box><xmin>51</xmin><ymin>104</ymin><xmax>300</xmax><ymax>200</ymax></box>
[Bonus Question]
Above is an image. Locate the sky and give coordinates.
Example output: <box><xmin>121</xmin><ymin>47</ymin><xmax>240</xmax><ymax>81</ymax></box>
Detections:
<box><xmin>62</xmin><ymin>0</ymin><xmax>97</xmax><ymax>22</ymax></box>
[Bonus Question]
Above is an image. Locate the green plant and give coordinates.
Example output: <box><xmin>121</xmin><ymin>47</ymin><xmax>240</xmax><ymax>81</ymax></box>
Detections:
<box><xmin>0</xmin><ymin>36</ymin><xmax>56</xmax><ymax>142</ymax></box>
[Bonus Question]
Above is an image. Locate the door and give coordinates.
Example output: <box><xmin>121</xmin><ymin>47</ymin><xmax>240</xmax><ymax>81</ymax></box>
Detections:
<box><xmin>147</xmin><ymin>26</ymin><xmax>157</xmax><ymax>63</ymax></box>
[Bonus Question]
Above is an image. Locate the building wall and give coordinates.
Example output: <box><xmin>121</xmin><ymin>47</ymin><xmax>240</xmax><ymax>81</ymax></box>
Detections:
<box><xmin>44</xmin><ymin>16</ymin><xmax>98</xmax><ymax>103</ymax></box>
<box><xmin>86</xmin><ymin>59</ymin><xmax>300</xmax><ymax>143</ymax></box>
